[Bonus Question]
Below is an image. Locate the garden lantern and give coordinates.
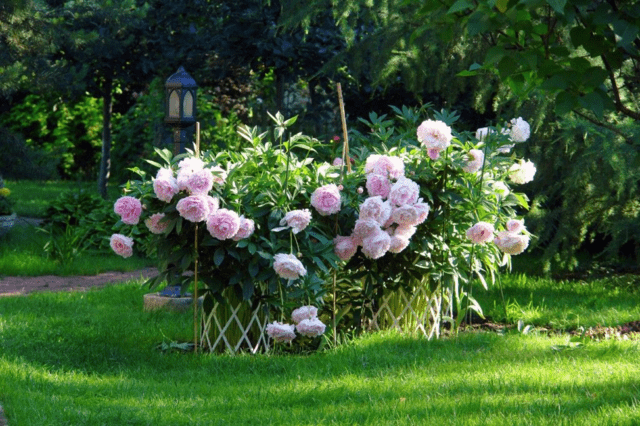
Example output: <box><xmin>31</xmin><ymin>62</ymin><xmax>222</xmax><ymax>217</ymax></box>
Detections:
<box><xmin>165</xmin><ymin>66</ymin><xmax>198</xmax><ymax>155</ymax></box>
<box><xmin>160</xmin><ymin>67</ymin><xmax>198</xmax><ymax>298</ymax></box>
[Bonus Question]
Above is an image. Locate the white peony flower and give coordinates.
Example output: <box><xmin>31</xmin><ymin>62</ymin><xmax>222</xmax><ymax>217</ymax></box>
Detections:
<box><xmin>508</xmin><ymin>159</ymin><xmax>536</xmax><ymax>184</ymax></box>
<box><xmin>509</xmin><ymin>117</ymin><xmax>531</xmax><ymax>143</ymax></box>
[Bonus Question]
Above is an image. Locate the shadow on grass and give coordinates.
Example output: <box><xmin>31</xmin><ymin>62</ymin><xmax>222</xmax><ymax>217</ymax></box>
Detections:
<box><xmin>2</xmin><ymin>281</ymin><xmax>640</xmax><ymax>425</ymax></box>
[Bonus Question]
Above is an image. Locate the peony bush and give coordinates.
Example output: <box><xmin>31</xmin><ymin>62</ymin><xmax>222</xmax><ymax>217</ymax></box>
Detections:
<box><xmin>111</xmin><ymin>106</ymin><xmax>537</xmax><ymax>344</ymax></box>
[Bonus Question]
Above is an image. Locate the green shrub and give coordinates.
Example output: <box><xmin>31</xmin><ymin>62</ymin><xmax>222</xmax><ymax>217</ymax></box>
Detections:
<box><xmin>42</xmin><ymin>189</ymin><xmax>119</xmax><ymax>260</ymax></box>
<box><xmin>0</xmin><ymin>94</ymin><xmax>104</xmax><ymax>179</ymax></box>
<box><xmin>526</xmin><ymin>115</ymin><xmax>640</xmax><ymax>273</ymax></box>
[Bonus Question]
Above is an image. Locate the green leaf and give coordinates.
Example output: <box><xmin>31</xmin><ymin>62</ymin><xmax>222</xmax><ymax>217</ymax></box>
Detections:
<box><xmin>242</xmin><ymin>280</ymin><xmax>254</xmax><ymax>300</ymax></box>
<box><xmin>447</xmin><ymin>0</ymin><xmax>473</xmax><ymax>14</ymax></box>
<box><xmin>258</xmin><ymin>251</ymin><xmax>273</xmax><ymax>260</ymax></box>
<box><xmin>496</xmin><ymin>0</ymin><xmax>509</xmax><ymax>13</ymax></box>
<box><xmin>312</xmin><ymin>256</ymin><xmax>329</xmax><ymax>273</ymax></box>
<box><xmin>546</xmin><ymin>0</ymin><xmax>566</xmax><ymax>14</ymax></box>
<box><xmin>144</xmin><ymin>159</ymin><xmax>164</xmax><ymax>169</ymax></box>
<box><xmin>612</xmin><ymin>20</ymin><xmax>639</xmax><ymax>48</ymax></box>
<box><xmin>497</xmin><ymin>56</ymin><xmax>518</xmax><ymax>79</ymax></box>
<box><xmin>578</xmin><ymin>92</ymin><xmax>604</xmax><ymax>119</ymax></box>
<box><xmin>485</xmin><ymin>46</ymin><xmax>505</xmax><ymax>65</ymax></box>
<box><xmin>540</xmin><ymin>74</ymin><xmax>569</xmax><ymax>91</ymax></box>
<box><xmin>555</xmin><ymin>91</ymin><xmax>577</xmax><ymax>116</ymax></box>
<box><xmin>467</xmin><ymin>11</ymin><xmax>490</xmax><ymax>36</ymax></box>
<box><xmin>248</xmin><ymin>261</ymin><xmax>259</xmax><ymax>277</ymax></box>
<box><xmin>248</xmin><ymin>243</ymin><xmax>257</xmax><ymax>255</ymax></box>
<box><xmin>283</xmin><ymin>115</ymin><xmax>298</xmax><ymax>127</ymax></box>
<box><xmin>229</xmin><ymin>272</ymin><xmax>242</xmax><ymax>286</ymax></box>
<box><xmin>457</xmin><ymin>70</ymin><xmax>478</xmax><ymax>77</ymax></box>
<box><xmin>570</xmin><ymin>26</ymin><xmax>590</xmax><ymax>48</ymax></box>
<box><xmin>214</xmin><ymin>248</ymin><xmax>225</xmax><ymax>266</ymax></box>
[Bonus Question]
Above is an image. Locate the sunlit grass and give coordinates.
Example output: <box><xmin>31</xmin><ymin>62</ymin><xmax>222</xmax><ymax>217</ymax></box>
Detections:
<box><xmin>0</xmin><ymin>220</ymin><xmax>153</xmax><ymax>276</ymax></box>
<box><xmin>5</xmin><ymin>180</ymin><xmax>121</xmax><ymax>217</ymax></box>
<box><xmin>0</xmin><ymin>277</ymin><xmax>640</xmax><ymax>425</ymax></box>
<box><xmin>476</xmin><ymin>273</ymin><xmax>640</xmax><ymax>331</ymax></box>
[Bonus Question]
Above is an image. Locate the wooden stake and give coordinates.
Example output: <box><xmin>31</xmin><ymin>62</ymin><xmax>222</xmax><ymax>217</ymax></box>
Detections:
<box><xmin>193</xmin><ymin>121</ymin><xmax>201</xmax><ymax>353</ymax></box>
<box><xmin>337</xmin><ymin>83</ymin><xmax>351</xmax><ymax>174</ymax></box>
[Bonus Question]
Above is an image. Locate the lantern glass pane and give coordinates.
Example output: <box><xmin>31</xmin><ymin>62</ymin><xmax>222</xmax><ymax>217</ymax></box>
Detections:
<box><xmin>169</xmin><ymin>91</ymin><xmax>180</xmax><ymax>118</ymax></box>
<box><xmin>183</xmin><ymin>91</ymin><xmax>194</xmax><ymax>118</ymax></box>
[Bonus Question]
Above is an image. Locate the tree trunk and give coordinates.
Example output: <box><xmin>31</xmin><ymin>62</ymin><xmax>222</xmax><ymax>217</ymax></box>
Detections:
<box><xmin>97</xmin><ymin>77</ymin><xmax>113</xmax><ymax>199</ymax></box>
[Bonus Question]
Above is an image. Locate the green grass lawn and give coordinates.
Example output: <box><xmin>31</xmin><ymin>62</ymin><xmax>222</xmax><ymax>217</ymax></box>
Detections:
<box><xmin>5</xmin><ymin>180</ymin><xmax>122</xmax><ymax>217</ymax></box>
<box><xmin>1</xmin><ymin>275</ymin><xmax>639</xmax><ymax>425</ymax></box>
<box><xmin>0</xmin><ymin>219</ymin><xmax>153</xmax><ymax>276</ymax></box>
<box><xmin>476</xmin><ymin>273</ymin><xmax>640</xmax><ymax>331</ymax></box>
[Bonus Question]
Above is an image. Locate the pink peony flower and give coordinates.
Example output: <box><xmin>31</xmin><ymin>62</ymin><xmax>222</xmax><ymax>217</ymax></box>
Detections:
<box><xmin>494</xmin><ymin>231</ymin><xmax>530</xmax><ymax>255</ymax></box>
<box><xmin>466</xmin><ymin>222</ymin><xmax>495</xmax><ymax>244</ymax></box>
<box><xmin>310</xmin><ymin>184</ymin><xmax>341</xmax><ymax>216</ymax></box>
<box><xmin>506</xmin><ymin>219</ymin><xmax>525</xmax><ymax>234</ymax></box>
<box><xmin>296</xmin><ymin>318</ymin><xmax>326</xmax><ymax>337</ymax></box>
<box><xmin>417</xmin><ymin>119</ymin><xmax>452</xmax><ymax>151</ymax></box>
<box><xmin>156</xmin><ymin>167</ymin><xmax>174</xmax><ymax>180</ymax></box>
<box><xmin>359</xmin><ymin>196</ymin><xmax>392</xmax><ymax>226</ymax></box>
<box><xmin>389</xmin><ymin>235</ymin><xmax>410</xmax><ymax>254</ymax></box>
<box><xmin>207</xmin><ymin>208</ymin><xmax>241</xmax><ymax>240</ymax></box>
<box><xmin>509</xmin><ymin>117</ymin><xmax>530</xmax><ymax>143</ymax></box>
<box><xmin>366</xmin><ymin>173</ymin><xmax>392</xmax><ymax>198</ymax></box>
<box><xmin>291</xmin><ymin>305</ymin><xmax>318</xmax><ymax>324</ymax></box>
<box><xmin>334</xmin><ymin>235</ymin><xmax>358</xmax><ymax>261</ymax></box>
<box><xmin>176</xmin><ymin>195</ymin><xmax>210</xmax><ymax>223</ymax></box>
<box><xmin>364</xmin><ymin>154</ymin><xmax>381</xmax><ymax>175</ymax></box>
<box><xmin>332</xmin><ymin>157</ymin><xmax>344</xmax><ymax>166</ymax></box>
<box><xmin>388</xmin><ymin>177</ymin><xmax>420</xmax><ymax>207</ymax></box>
<box><xmin>413</xmin><ymin>202</ymin><xmax>430</xmax><ymax>224</ymax></box>
<box><xmin>383</xmin><ymin>207</ymin><xmax>396</xmax><ymax>228</ymax></box>
<box><xmin>427</xmin><ymin>148</ymin><xmax>441</xmax><ymax>160</ymax></box>
<box><xmin>509</xmin><ymin>159</ymin><xmax>536</xmax><ymax>184</ymax></box>
<box><xmin>110</xmin><ymin>233</ymin><xmax>134</xmax><ymax>258</ymax></box>
<box><xmin>177</xmin><ymin>157</ymin><xmax>205</xmax><ymax>190</ymax></box>
<box><xmin>114</xmin><ymin>196</ymin><xmax>142</xmax><ymax>225</ymax></box>
<box><xmin>233</xmin><ymin>216</ymin><xmax>255</xmax><ymax>241</ymax></box>
<box><xmin>366</xmin><ymin>155</ymin><xmax>404</xmax><ymax>179</ymax></box>
<box><xmin>266</xmin><ymin>321</ymin><xmax>296</xmax><ymax>343</ymax></box>
<box><xmin>391</xmin><ymin>205</ymin><xmax>420</xmax><ymax>227</ymax></box>
<box><xmin>153</xmin><ymin>176</ymin><xmax>179</xmax><ymax>203</ymax></box>
<box><xmin>351</xmin><ymin>218</ymin><xmax>381</xmax><ymax>245</ymax></box>
<box><xmin>361</xmin><ymin>228</ymin><xmax>391</xmax><ymax>259</ymax></box>
<box><xmin>280</xmin><ymin>209</ymin><xmax>312</xmax><ymax>234</ymax></box>
<box><xmin>394</xmin><ymin>224</ymin><xmax>417</xmax><ymax>239</ymax></box>
<box><xmin>273</xmin><ymin>253</ymin><xmax>307</xmax><ymax>280</ymax></box>
<box><xmin>185</xmin><ymin>168</ymin><xmax>214</xmax><ymax>195</ymax></box>
<box><xmin>462</xmin><ymin>149</ymin><xmax>484</xmax><ymax>173</ymax></box>
<box><xmin>144</xmin><ymin>213</ymin><xmax>169</xmax><ymax>235</ymax></box>
<box><xmin>209</xmin><ymin>165</ymin><xmax>227</xmax><ymax>185</ymax></box>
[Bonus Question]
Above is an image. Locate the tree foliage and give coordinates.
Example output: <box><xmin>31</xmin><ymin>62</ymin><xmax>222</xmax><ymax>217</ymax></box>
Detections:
<box><xmin>282</xmin><ymin>0</ymin><xmax>640</xmax><ymax>122</ymax></box>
